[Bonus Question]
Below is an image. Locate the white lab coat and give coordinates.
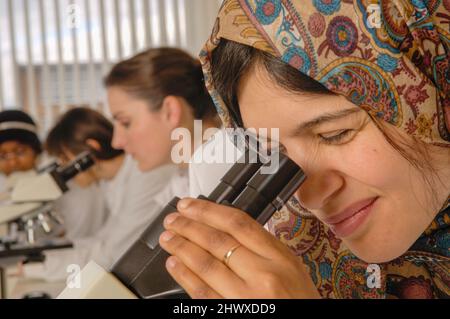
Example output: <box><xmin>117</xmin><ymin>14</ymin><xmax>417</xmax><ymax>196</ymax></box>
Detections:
<box><xmin>53</xmin><ymin>182</ymin><xmax>109</xmax><ymax>239</ymax></box>
<box><xmin>23</xmin><ymin>155</ymin><xmax>189</xmax><ymax>282</ymax></box>
<box><xmin>189</xmin><ymin>129</ymin><xmax>242</xmax><ymax>197</ymax></box>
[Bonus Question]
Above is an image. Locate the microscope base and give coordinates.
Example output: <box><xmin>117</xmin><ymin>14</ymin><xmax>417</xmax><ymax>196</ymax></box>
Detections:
<box><xmin>57</xmin><ymin>261</ymin><xmax>137</xmax><ymax>299</ymax></box>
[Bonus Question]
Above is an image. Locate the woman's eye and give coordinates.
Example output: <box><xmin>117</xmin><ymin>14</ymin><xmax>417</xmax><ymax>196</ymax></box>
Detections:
<box><xmin>318</xmin><ymin>129</ymin><xmax>354</xmax><ymax>144</ymax></box>
<box><xmin>120</xmin><ymin>121</ymin><xmax>131</xmax><ymax>128</ymax></box>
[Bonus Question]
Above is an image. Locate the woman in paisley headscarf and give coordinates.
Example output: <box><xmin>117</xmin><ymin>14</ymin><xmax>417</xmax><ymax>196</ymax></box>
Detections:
<box><xmin>159</xmin><ymin>0</ymin><xmax>450</xmax><ymax>298</ymax></box>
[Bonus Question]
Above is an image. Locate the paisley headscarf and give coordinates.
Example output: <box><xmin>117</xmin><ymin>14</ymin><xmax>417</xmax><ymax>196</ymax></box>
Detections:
<box><xmin>200</xmin><ymin>0</ymin><xmax>450</xmax><ymax>298</ymax></box>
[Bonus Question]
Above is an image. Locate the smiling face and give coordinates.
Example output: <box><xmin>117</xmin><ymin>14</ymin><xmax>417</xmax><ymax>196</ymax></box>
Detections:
<box><xmin>237</xmin><ymin>65</ymin><xmax>450</xmax><ymax>263</ymax></box>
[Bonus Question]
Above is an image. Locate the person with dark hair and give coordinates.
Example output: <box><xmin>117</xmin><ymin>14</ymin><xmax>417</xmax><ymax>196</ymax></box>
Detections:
<box><xmin>0</xmin><ymin>110</ymin><xmax>109</xmax><ymax>271</ymax></box>
<box><xmin>0</xmin><ymin>109</ymin><xmax>108</xmax><ymax>240</ymax></box>
<box><xmin>157</xmin><ymin>1</ymin><xmax>450</xmax><ymax>299</ymax></box>
<box><xmin>0</xmin><ymin>110</ymin><xmax>42</xmax><ymax>191</ymax></box>
<box><xmin>22</xmin><ymin>107</ymin><xmax>177</xmax><ymax>282</ymax></box>
<box><xmin>0</xmin><ymin>110</ymin><xmax>42</xmax><ymax>156</ymax></box>
<box><xmin>45</xmin><ymin>107</ymin><xmax>125</xmax><ymax>188</ymax></box>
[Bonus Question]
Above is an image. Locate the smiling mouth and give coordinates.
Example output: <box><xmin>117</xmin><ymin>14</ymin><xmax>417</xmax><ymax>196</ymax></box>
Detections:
<box><xmin>324</xmin><ymin>197</ymin><xmax>379</xmax><ymax>238</ymax></box>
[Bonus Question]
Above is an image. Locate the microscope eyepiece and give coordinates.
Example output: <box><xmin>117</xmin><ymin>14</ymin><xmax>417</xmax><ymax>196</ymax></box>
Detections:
<box><xmin>232</xmin><ymin>152</ymin><xmax>306</xmax><ymax>224</ymax></box>
<box><xmin>56</xmin><ymin>151</ymin><xmax>95</xmax><ymax>183</ymax></box>
<box><xmin>48</xmin><ymin>151</ymin><xmax>95</xmax><ymax>193</ymax></box>
<box><xmin>206</xmin><ymin>150</ymin><xmax>263</xmax><ymax>204</ymax></box>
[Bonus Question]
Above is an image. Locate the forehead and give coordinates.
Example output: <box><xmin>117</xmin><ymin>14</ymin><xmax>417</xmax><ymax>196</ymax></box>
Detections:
<box><xmin>107</xmin><ymin>86</ymin><xmax>150</xmax><ymax>115</ymax></box>
<box><xmin>0</xmin><ymin>140</ymin><xmax>30</xmax><ymax>151</ymax></box>
<box><xmin>237</xmin><ymin>66</ymin><xmax>349</xmax><ymax>132</ymax></box>
<box><xmin>108</xmin><ymin>86</ymin><xmax>132</xmax><ymax>102</ymax></box>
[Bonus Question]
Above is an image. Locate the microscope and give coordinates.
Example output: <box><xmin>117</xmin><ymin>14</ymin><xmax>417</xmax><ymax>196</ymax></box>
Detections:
<box><xmin>0</xmin><ymin>151</ymin><xmax>95</xmax><ymax>257</ymax></box>
<box><xmin>58</xmin><ymin>150</ymin><xmax>306</xmax><ymax>299</ymax></box>
<box><xmin>0</xmin><ymin>151</ymin><xmax>95</xmax><ymax>298</ymax></box>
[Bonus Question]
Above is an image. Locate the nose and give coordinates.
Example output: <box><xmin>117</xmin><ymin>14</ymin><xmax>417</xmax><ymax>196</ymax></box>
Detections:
<box><xmin>287</xmin><ymin>147</ymin><xmax>344</xmax><ymax>211</ymax></box>
<box><xmin>295</xmin><ymin>170</ymin><xmax>344</xmax><ymax>211</ymax></box>
<box><xmin>111</xmin><ymin>125</ymin><xmax>125</xmax><ymax>150</ymax></box>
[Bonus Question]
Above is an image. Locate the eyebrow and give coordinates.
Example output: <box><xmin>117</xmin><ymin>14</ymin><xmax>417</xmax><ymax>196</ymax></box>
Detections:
<box><xmin>289</xmin><ymin>107</ymin><xmax>362</xmax><ymax>137</ymax></box>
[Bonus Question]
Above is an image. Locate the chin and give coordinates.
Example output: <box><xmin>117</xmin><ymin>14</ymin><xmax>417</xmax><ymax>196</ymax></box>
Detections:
<box><xmin>343</xmin><ymin>238</ymin><xmax>411</xmax><ymax>264</ymax></box>
<box><xmin>137</xmin><ymin>161</ymin><xmax>156</xmax><ymax>172</ymax></box>
<box><xmin>75</xmin><ymin>180</ymin><xmax>93</xmax><ymax>189</ymax></box>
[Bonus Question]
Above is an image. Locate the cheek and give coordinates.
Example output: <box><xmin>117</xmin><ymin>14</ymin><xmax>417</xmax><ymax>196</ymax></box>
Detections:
<box><xmin>128</xmin><ymin>127</ymin><xmax>145</xmax><ymax>146</ymax></box>
<box><xmin>130</xmin><ymin>124</ymin><xmax>159</xmax><ymax>150</ymax></box>
<box><xmin>19</xmin><ymin>156</ymin><xmax>36</xmax><ymax>169</ymax></box>
<box><xmin>130</xmin><ymin>119</ymin><xmax>172</xmax><ymax>157</ymax></box>
<box><xmin>287</xmin><ymin>122</ymin><xmax>414</xmax><ymax>203</ymax></box>
<box><xmin>331</xmin><ymin>123</ymin><xmax>410</xmax><ymax>193</ymax></box>
<box><xmin>340</xmin><ymin>142</ymin><xmax>393</xmax><ymax>188</ymax></box>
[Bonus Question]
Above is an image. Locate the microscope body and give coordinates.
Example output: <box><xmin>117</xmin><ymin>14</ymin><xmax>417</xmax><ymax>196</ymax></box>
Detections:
<box><xmin>0</xmin><ymin>152</ymin><xmax>94</xmax><ymax>247</ymax></box>
<box><xmin>58</xmin><ymin>151</ymin><xmax>306</xmax><ymax>299</ymax></box>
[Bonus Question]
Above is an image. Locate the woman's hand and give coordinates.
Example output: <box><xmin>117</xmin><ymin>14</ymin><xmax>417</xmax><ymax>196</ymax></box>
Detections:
<box><xmin>159</xmin><ymin>198</ymin><xmax>321</xmax><ymax>299</ymax></box>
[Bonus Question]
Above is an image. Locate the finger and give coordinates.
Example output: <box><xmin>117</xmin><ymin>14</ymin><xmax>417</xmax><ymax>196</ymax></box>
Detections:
<box><xmin>165</xmin><ymin>256</ymin><xmax>223</xmax><ymax>299</ymax></box>
<box><xmin>159</xmin><ymin>230</ymin><xmax>246</xmax><ymax>298</ymax></box>
<box><xmin>164</xmin><ymin>213</ymin><xmax>266</xmax><ymax>278</ymax></box>
<box><xmin>176</xmin><ymin>198</ymin><xmax>288</xmax><ymax>259</ymax></box>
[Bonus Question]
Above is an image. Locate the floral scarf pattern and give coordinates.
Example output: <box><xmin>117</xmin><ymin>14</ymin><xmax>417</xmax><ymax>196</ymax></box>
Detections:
<box><xmin>200</xmin><ymin>0</ymin><xmax>450</xmax><ymax>298</ymax></box>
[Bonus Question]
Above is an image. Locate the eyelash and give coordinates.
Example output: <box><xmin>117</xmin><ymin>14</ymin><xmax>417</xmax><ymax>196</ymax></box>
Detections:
<box><xmin>120</xmin><ymin>121</ymin><xmax>130</xmax><ymax>128</ymax></box>
<box><xmin>270</xmin><ymin>129</ymin><xmax>354</xmax><ymax>155</ymax></box>
<box><xmin>319</xmin><ymin>129</ymin><xmax>353</xmax><ymax>144</ymax></box>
